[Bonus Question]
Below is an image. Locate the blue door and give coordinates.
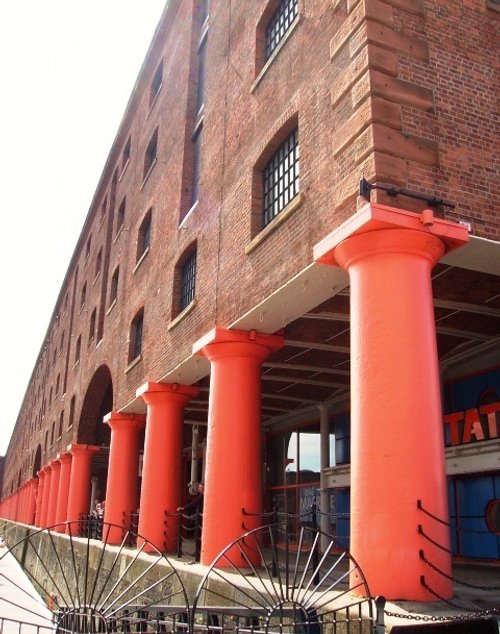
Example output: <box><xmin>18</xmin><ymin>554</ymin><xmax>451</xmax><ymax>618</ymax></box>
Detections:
<box><xmin>449</xmin><ymin>475</ymin><xmax>500</xmax><ymax>559</ymax></box>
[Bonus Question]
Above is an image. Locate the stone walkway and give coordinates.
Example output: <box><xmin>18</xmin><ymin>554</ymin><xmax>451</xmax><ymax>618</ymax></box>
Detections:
<box><xmin>0</xmin><ymin>545</ymin><xmax>54</xmax><ymax>634</ymax></box>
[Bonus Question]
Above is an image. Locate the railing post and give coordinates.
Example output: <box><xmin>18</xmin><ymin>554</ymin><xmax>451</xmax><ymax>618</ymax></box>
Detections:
<box><xmin>374</xmin><ymin>596</ymin><xmax>386</xmax><ymax>634</ymax></box>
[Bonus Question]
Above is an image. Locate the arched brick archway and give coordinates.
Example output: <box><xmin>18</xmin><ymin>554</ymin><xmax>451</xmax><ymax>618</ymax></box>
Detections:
<box><xmin>77</xmin><ymin>365</ymin><xmax>113</xmax><ymax>446</ymax></box>
<box><xmin>77</xmin><ymin>365</ymin><xmax>114</xmax><ymax>507</ymax></box>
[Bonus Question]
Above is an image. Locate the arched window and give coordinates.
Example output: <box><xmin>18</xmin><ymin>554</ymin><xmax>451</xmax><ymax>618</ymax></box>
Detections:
<box><xmin>109</xmin><ymin>267</ymin><xmax>119</xmax><ymax>306</ymax></box>
<box><xmin>137</xmin><ymin>209</ymin><xmax>152</xmax><ymax>262</ymax></box>
<box><xmin>129</xmin><ymin>308</ymin><xmax>144</xmax><ymax>363</ymax></box>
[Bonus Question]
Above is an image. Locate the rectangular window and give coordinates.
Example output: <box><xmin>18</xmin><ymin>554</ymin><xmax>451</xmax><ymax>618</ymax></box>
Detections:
<box><xmin>122</xmin><ymin>136</ymin><xmax>131</xmax><ymax>169</ymax></box>
<box><xmin>101</xmin><ymin>195</ymin><xmax>108</xmax><ymax>222</ymax></box>
<box><xmin>85</xmin><ymin>235</ymin><xmax>92</xmax><ymax>261</ymax></box>
<box><xmin>116</xmin><ymin>197</ymin><xmax>126</xmax><ymax>234</ymax></box>
<box><xmin>75</xmin><ymin>335</ymin><xmax>82</xmax><ymax>364</ymax></box>
<box><xmin>200</xmin><ymin>0</ymin><xmax>210</xmax><ymax>23</ymax></box>
<box><xmin>89</xmin><ymin>308</ymin><xmax>96</xmax><ymax>344</ymax></box>
<box><xmin>130</xmin><ymin>310</ymin><xmax>144</xmax><ymax>361</ymax></box>
<box><xmin>137</xmin><ymin>209</ymin><xmax>152</xmax><ymax>261</ymax></box>
<box><xmin>68</xmin><ymin>396</ymin><xmax>76</xmax><ymax>429</ymax></box>
<box><xmin>110</xmin><ymin>267</ymin><xmax>119</xmax><ymax>305</ymax></box>
<box><xmin>262</xmin><ymin>128</ymin><xmax>299</xmax><ymax>227</ymax></box>
<box><xmin>80</xmin><ymin>282</ymin><xmax>87</xmax><ymax>309</ymax></box>
<box><xmin>181</xmin><ymin>251</ymin><xmax>197</xmax><ymax>310</ymax></box>
<box><xmin>265</xmin><ymin>0</ymin><xmax>298</xmax><ymax>59</ymax></box>
<box><xmin>150</xmin><ymin>61</ymin><xmax>163</xmax><ymax>106</ymax></box>
<box><xmin>143</xmin><ymin>128</ymin><xmax>158</xmax><ymax>179</ymax></box>
<box><xmin>95</xmin><ymin>248</ymin><xmax>102</xmax><ymax>278</ymax></box>
<box><xmin>196</xmin><ymin>36</ymin><xmax>207</xmax><ymax>114</ymax></box>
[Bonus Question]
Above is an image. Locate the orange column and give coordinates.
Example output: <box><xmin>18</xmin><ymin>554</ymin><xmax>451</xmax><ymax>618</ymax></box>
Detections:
<box><xmin>315</xmin><ymin>202</ymin><xmax>468</xmax><ymax>601</ymax></box>
<box><xmin>46</xmin><ymin>459</ymin><xmax>61</xmax><ymax>526</ymax></box>
<box><xmin>17</xmin><ymin>486</ymin><xmax>25</xmax><ymax>523</ymax></box>
<box><xmin>27</xmin><ymin>480</ymin><xmax>37</xmax><ymax>526</ymax></box>
<box><xmin>35</xmin><ymin>470</ymin><xmax>46</xmax><ymax>526</ymax></box>
<box><xmin>103</xmin><ymin>412</ymin><xmax>145</xmax><ymax>544</ymax></box>
<box><xmin>193</xmin><ymin>328</ymin><xmax>284</xmax><ymax>566</ymax></box>
<box><xmin>40</xmin><ymin>465</ymin><xmax>52</xmax><ymax>528</ymax></box>
<box><xmin>55</xmin><ymin>452</ymin><xmax>72</xmax><ymax>531</ymax></box>
<box><xmin>136</xmin><ymin>382</ymin><xmax>199</xmax><ymax>552</ymax></box>
<box><xmin>66</xmin><ymin>444</ymin><xmax>99</xmax><ymax>525</ymax></box>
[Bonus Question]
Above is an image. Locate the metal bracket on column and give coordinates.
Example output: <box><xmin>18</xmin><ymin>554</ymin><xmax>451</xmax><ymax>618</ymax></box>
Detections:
<box><xmin>359</xmin><ymin>178</ymin><xmax>456</xmax><ymax>209</ymax></box>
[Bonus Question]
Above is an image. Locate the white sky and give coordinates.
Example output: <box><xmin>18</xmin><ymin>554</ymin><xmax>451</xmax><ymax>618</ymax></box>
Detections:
<box><xmin>0</xmin><ymin>1</ymin><xmax>168</xmax><ymax>455</ymax></box>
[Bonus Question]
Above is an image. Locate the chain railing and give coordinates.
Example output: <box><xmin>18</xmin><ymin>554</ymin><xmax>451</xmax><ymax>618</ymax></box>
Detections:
<box><xmin>380</xmin><ymin>500</ymin><xmax>500</xmax><ymax>626</ymax></box>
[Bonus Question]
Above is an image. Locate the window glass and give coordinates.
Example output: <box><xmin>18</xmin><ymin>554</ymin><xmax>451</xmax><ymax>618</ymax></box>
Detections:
<box><xmin>265</xmin><ymin>0</ymin><xmax>298</xmax><ymax>59</ymax></box>
<box><xmin>144</xmin><ymin>128</ymin><xmax>158</xmax><ymax>178</ymax></box>
<box><xmin>181</xmin><ymin>250</ymin><xmax>197</xmax><ymax>310</ymax></box>
<box><xmin>150</xmin><ymin>62</ymin><xmax>163</xmax><ymax>106</ymax></box>
<box><xmin>263</xmin><ymin>128</ymin><xmax>299</xmax><ymax>227</ymax></box>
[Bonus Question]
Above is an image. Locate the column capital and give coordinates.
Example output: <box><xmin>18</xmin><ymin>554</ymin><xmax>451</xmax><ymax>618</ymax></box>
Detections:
<box><xmin>57</xmin><ymin>452</ymin><xmax>72</xmax><ymax>464</ymax></box>
<box><xmin>136</xmin><ymin>381</ymin><xmax>199</xmax><ymax>404</ymax></box>
<box><xmin>314</xmin><ymin>202</ymin><xmax>469</xmax><ymax>268</ymax></box>
<box><xmin>67</xmin><ymin>443</ymin><xmax>100</xmax><ymax>458</ymax></box>
<box><xmin>193</xmin><ymin>327</ymin><xmax>284</xmax><ymax>360</ymax></box>
<box><xmin>103</xmin><ymin>411</ymin><xmax>146</xmax><ymax>430</ymax></box>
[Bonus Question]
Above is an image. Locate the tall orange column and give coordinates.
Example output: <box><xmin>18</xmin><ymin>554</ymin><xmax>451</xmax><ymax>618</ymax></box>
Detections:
<box><xmin>193</xmin><ymin>328</ymin><xmax>284</xmax><ymax>566</ymax></box>
<box><xmin>66</xmin><ymin>444</ymin><xmax>99</xmax><ymax>525</ymax></box>
<box><xmin>40</xmin><ymin>465</ymin><xmax>52</xmax><ymax>528</ymax></box>
<box><xmin>35</xmin><ymin>469</ymin><xmax>46</xmax><ymax>526</ymax></box>
<box><xmin>136</xmin><ymin>382</ymin><xmax>199</xmax><ymax>552</ymax></box>
<box><xmin>315</xmin><ymin>202</ymin><xmax>468</xmax><ymax>601</ymax></box>
<box><xmin>103</xmin><ymin>412</ymin><xmax>145</xmax><ymax>544</ymax></box>
<box><xmin>55</xmin><ymin>452</ymin><xmax>72</xmax><ymax>531</ymax></box>
<box><xmin>47</xmin><ymin>459</ymin><xmax>61</xmax><ymax>526</ymax></box>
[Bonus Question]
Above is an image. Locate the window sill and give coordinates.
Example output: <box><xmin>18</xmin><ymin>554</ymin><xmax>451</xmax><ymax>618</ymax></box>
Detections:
<box><xmin>179</xmin><ymin>201</ymin><xmax>198</xmax><ymax>228</ymax></box>
<box><xmin>133</xmin><ymin>246</ymin><xmax>150</xmax><ymax>274</ymax></box>
<box><xmin>251</xmin><ymin>16</ymin><xmax>300</xmax><ymax>94</ymax></box>
<box><xmin>147</xmin><ymin>85</ymin><xmax>163</xmax><ymax>119</ymax></box>
<box><xmin>73</xmin><ymin>360</ymin><xmax>80</xmax><ymax>371</ymax></box>
<box><xmin>107</xmin><ymin>299</ymin><xmax>117</xmax><ymax>316</ymax></box>
<box><xmin>140</xmin><ymin>158</ymin><xmax>157</xmax><ymax>190</ymax></box>
<box><xmin>125</xmin><ymin>355</ymin><xmax>142</xmax><ymax>374</ymax></box>
<box><xmin>96</xmin><ymin>338</ymin><xmax>103</xmax><ymax>349</ymax></box>
<box><xmin>487</xmin><ymin>0</ymin><xmax>500</xmax><ymax>11</ymax></box>
<box><xmin>99</xmin><ymin>211</ymin><xmax>107</xmax><ymax>230</ymax></box>
<box><xmin>118</xmin><ymin>158</ymin><xmax>130</xmax><ymax>182</ymax></box>
<box><xmin>168</xmin><ymin>299</ymin><xmax>197</xmax><ymax>331</ymax></box>
<box><xmin>113</xmin><ymin>224</ymin><xmax>124</xmax><ymax>244</ymax></box>
<box><xmin>245</xmin><ymin>192</ymin><xmax>304</xmax><ymax>255</ymax></box>
<box><xmin>93</xmin><ymin>271</ymin><xmax>101</xmax><ymax>286</ymax></box>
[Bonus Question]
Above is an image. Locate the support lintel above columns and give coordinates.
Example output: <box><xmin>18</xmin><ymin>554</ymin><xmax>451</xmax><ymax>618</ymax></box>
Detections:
<box><xmin>193</xmin><ymin>326</ymin><xmax>284</xmax><ymax>356</ymax></box>
<box><xmin>314</xmin><ymin>202</ymin><xmax>469</xmax><ymax>267</ymax></box>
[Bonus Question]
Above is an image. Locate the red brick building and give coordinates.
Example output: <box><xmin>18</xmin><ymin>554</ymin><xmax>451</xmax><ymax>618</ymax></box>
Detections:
<box><xmin>1</xmin><ymin>0</ymin><xmax>499</xmax><ymax>601</ymax></box>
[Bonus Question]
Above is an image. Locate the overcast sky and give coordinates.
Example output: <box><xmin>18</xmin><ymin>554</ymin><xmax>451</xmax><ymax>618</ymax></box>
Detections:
<box><xmin>0</xmin><ymin>1</ymin><xmax>168</xmax><ymax>454</ymax></box>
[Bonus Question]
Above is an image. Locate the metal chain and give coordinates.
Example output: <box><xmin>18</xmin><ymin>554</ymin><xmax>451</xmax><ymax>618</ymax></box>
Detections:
<box><xmin>418</xmin><ymin>525</ymin><xmax>453</xmax><ymax>554</ymax></box>
<box><xmin>384</xmin><ymin>607</ymin><xmax>500</xmax><ymax>623</ymax></box>
<box><xmin>420</xmin><ymin>549</ymin><xmax>500</xmax><ymax>591</ymax></box>
<box><xmin>417</xmin><ymin>500</ymin><xmax>493</xmax><ymax>534</ymax></box>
